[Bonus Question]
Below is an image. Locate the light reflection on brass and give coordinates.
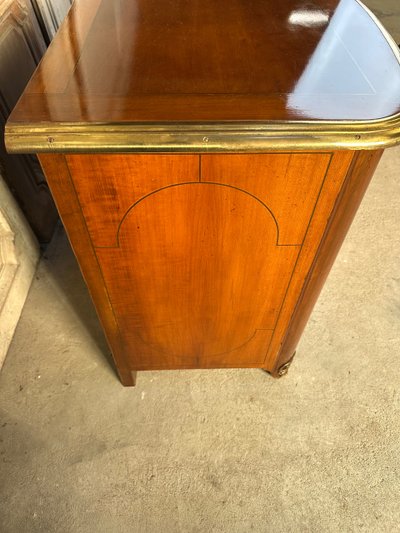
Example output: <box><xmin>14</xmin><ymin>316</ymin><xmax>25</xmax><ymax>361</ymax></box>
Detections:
<box><xmin>5</xmin><ymin>114</ymin><xmax>400</xmax><ymax>154</ymax></box>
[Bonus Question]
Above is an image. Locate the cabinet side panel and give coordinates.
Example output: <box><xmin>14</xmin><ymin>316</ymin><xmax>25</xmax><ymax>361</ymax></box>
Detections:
<box><xmin>65</xmin><ymin>154</ymin><xmax>199</xmax><ymax>247</ymax></box>
<box><xmin>38</xmin><ymin>153</ymin><xmax>133</xmax><ymax>384</ymax></box>
<box><xmin>262</xmin><ymin>150</ymin><xmax>355</xmax><ymax>372</ymax></box>
<box><xmin>201</xmin><ymin>153</ymin><xmax>332</xmax><ymax>244</ymax></box>
<box><xmin>95</xmin><ymin>182</ymin><xmax>300</xmax><ymax>369</ymax></box>
<box><xmin>270</xmin><ymin>149</ymin><xmax>384</xmax><ymax>374</ymax></box>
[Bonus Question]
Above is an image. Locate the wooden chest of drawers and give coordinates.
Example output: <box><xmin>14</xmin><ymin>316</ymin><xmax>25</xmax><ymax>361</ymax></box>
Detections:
<box><xmin>6</xmin><ymin>0</ymin><xmax>400</xmax><ymax>385</ymax></box>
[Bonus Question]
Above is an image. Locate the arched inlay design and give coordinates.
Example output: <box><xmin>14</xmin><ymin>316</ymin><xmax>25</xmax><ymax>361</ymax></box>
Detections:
<box><xmin>65</xmin><ymin>154</ymin><xmax>199</xmax><ymax>248</ymax></box>
<box><xmin>96</xmin><ymin>183</ymin><xmax>300</xmax><ymax>366</ymax></box>
<box><xmin>116</xmin><ymin>182</ymin><xmax>281</xmax><ymax>246</ymax></box>
<box><xmin>67</xmin><ymin>153</ymin><xmax>331</xmax><ymax>248</ymax></box>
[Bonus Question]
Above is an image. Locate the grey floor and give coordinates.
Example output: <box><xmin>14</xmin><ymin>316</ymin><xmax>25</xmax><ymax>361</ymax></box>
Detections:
<box><xmin>364</xmin><ymin>0</ymin><xmax>400</xmax><ymax>42</ymax></box>
<box><xmin>1</xmin><ymin>6</ymin><xmax>400</xmax><ymax>533</ymax></box>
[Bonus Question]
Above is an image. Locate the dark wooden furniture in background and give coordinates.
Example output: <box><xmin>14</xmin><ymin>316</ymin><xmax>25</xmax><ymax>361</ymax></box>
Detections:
<box><xmin>5</xmin><ymin>0</ymin><xmax>400</xmax><ymax>385</ymax></box>
<box><xmin>30</xmin><ymin>0</ymin><xmax>72</xmax><ymax>43</ymax></box>
<box><xmin>0</xmin><ymin>0</ymin><xmax>71</xmax><ymax>242</ymax></box>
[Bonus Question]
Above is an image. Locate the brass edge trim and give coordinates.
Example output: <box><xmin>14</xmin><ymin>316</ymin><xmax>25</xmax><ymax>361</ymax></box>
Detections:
<box><xmin>5</xmin><ymin>116</ymin><xmax>400</xmax><ymax>153</ymax></box>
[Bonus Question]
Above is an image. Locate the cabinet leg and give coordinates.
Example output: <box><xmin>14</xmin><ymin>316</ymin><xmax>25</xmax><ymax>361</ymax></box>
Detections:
<box><xmin>262</xmin><ymin>351</ymin><xmax>296</xmax><ymax>379</ymax></box>
<box><xmin>117</xmin><ymin>368</ymin><xmax>137</xmax><ymax>387</ymax></box>
<box><xmin>276</xmin><ymin>359</ymin><xmax>293</xmax><ymax>377</ymax></box>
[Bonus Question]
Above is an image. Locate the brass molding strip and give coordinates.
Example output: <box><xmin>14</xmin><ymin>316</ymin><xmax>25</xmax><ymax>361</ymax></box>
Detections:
<box><xmin>5</xmin><ymin>115</ymin><xmax>400</xmax><ymax>153</ymax></box>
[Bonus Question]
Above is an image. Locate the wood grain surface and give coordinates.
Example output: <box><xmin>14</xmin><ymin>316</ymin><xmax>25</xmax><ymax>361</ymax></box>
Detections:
<box><xmin>7</xmin><ymin>0</ymin><xmax>400</xmax><ymax>124</ymax></box>
<box><xmin>271</xmin><ymin>149</ymin><xmax>383</xmax><ymax>374</ymax></box>
<box><xmin>36</xmin><ymin>150</ymin><xmax>383</xmax><ymax>384</ymax></box>
<box><xmin>38</xmin><ymin>153</ymin><xmax>135</xmax><ymax>385</ymax></box>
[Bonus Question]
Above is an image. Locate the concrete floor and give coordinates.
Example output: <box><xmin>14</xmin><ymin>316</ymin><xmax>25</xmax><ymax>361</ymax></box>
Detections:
<box><xmin>363</xmin><ymin>0</ymin><xmax>400</xmax><ymax>42</ymax></box>
<box><xmin>1</xmin><ymin>5</ymin><xmax>400</xmax><ymax>533</ymax></box>
<box><xmin>1</xmin><ymin>151</ymin><xmax>399</xmax><ymax>532</ymax></box>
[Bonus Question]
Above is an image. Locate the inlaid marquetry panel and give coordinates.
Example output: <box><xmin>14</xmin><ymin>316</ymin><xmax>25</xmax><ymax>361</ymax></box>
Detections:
<box><xmin>66</xmin><ymin>154</ymin><xmax>199</xmax><ymax>247</ymax></box>
<box><xmin>62</xmin><ymin>152</ymin><xmax>350</xmax><ymax>371</ymax></box>
<box><xmin>201</xmin><ymin>153</ymin><xmax>332</xmax><ymax>244</ymax></box>
<box><xmin>38</xmin><ymin>149</ymin><xmax>368</xmax><ymax>383</ymax></box>
<box><xmin>96</xmin><ymin>182</ymin><xmax>300</xmax><ymax>368</ymax></box>
<box><xmin>66</xmin><ymin>152</ymin><xmax>331</xmax><ymax>248</ymax></box>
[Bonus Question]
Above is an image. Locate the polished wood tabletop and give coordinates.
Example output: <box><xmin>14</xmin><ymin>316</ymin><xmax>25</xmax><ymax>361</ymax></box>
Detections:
<box><xmin>5</xmin><ymin>0</ymin><xmax>400</xmax><ymax>152</ymax></box>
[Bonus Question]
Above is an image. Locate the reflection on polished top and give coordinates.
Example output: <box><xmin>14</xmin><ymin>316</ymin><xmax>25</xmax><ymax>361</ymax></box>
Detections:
<box><xmin>5</xmin><ymin>0</ymin><xmax>400</xmax><ymax>153</ymax></box>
